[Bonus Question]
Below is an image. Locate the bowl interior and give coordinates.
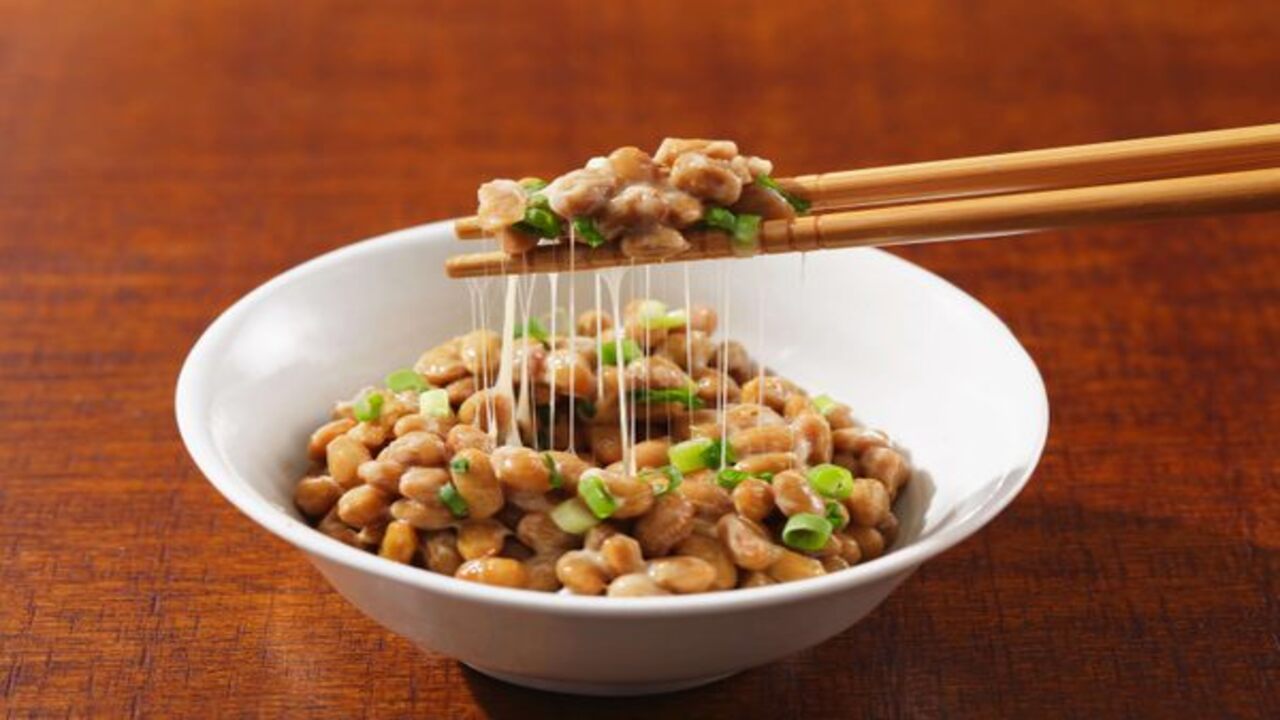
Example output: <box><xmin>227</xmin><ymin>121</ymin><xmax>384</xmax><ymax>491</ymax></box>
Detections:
<box><xmin>178</xmin><ymin>221</ymin><xmax>1047</xmax><ymax>590</ymax></box>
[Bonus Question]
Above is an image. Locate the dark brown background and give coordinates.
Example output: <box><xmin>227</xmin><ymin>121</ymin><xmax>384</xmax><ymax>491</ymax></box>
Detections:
<box><xmin>1</xmin><ymin>1</ymin><xmax>1276</xmax><ymax>717</ymax></box>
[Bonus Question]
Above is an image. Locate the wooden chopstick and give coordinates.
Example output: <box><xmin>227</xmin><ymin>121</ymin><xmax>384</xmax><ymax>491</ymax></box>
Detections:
<box><xmin>444</xmin><ymin>167</ymin><xmax>1280</xmax><ymax>278</ymax></box>
<box><xmin>452</xmin><ymin>123</ymin><xmax>1280</xmax><ymax>239</ymax></box>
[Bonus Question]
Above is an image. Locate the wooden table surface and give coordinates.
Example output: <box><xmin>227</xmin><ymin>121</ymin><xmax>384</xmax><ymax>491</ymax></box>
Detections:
<box><xmin>2</xmin><ymin>1</ymin><xmax>1276</xmax><ymax>717</ymax></box>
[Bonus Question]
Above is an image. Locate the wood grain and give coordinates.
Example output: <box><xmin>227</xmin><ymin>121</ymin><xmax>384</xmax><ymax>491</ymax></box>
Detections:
<box><xmin>1</xmin><ymin>1</ymin><xmax>1276</xmax><ymax>717</ymax></box>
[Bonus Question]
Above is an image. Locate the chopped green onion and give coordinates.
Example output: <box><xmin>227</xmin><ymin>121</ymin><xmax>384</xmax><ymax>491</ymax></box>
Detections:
<box><xmin>543</xmin><ymin>453</ymin><xmax>565</xmax><ymax>489</ymax></box>
<box><xmin>825</xmin><ymin>500</ymin><xmax>849</xmax><ymax>531</ymax></box>
<box><xmin>599</xmin><ymin>337</ymin><xmax>642</xmax><ymax>366</ymax></box>
<box><xmin>575</xmin><ymin>399</ymin><xmax>597</xmax><ymax>421</ymax></box>
<box><xmin>385</xmin><ymin>368</ymin><xmax>429</xmax><ymax>394</ymax></box>
<box><xmin>641</xmin><ymin>307</ymin><xmax>688</xmax><ymax>330</ymax></box>
<box><xmin>550</xmin><ymin>497</ymin><xmax>600</xmax><ymax>534</ymax></box>
<box><xmin>514</xmin><ymin>316</ymin><xmax>550</xmax><ymax>344</ymax></box>
<box><xmin>353</xmin><ymin>392</ymin><xmax>384</xmax><ymax>422</ymax></box>
<box><xmin>808</xmin><ymin>463</ymin><xmax>854</xmax><ymax>499</ymax></box>
<box><xmin>450</xmin><ymin>457</ymin><xmax>470</xmax><ymax>474</ymax></box>
<box><xmin>438</xmin><ymin>483</ymin><xmax>469</xmax><ymax>518</ymax></box>
<box><xmin>520</xmin><ymin>177</ymin><xmax>548</xmax><ymax>192</ymax></box>
<box><xmin>812</xmin><ymin>394</ymin><xmax>838</xmax><ymax>416</ymax></box>
<box><xmin>635</xmin><ymin>299</ymin><xmax>667</xmax><ymax>323</ymax></box>
<box><xmin>756</xmin><ymin>173</ymin><xmax>812</xmax><ymax>214</ymax></box>
<box><xmin>759</xmin><ymin>471</ymin><xmax>775</xmax><ymax>482</ymax></box>
<box><xmin>732</xmin><ymin>213</ymin><xmax>761</xmax><ymax>254</ymax></box>
<box><xmin>702</xmin><ymin>438</ymin><xmax>736</xmax><ymax>470</ymax></box>
<box><xmin>668</xmin><ymin>437</ymin><xmax>713</xmax><ymax>474</ymax></box>
<box><xmin>703</xmin><ymin>206</ymin><xmax>738</xmax><ymax>233</ymax></box>
<box><xmin>419</xmin><ymin>388</ymin><xmax>453</xmax><ymax>419</ymax></box>
<box><xmin>514</xmin><ymin>206</ymin><xmax>562</xmax><ymax>238</ymax></box>
<box><xmin>572</xmin><ymin>217</ymin><xmax>607</xmax><ymax>248</ymax></box>
<box><xmin>527</xmin><ymin>193</ymin><xmax>551</xmax><ymax>209</ymax></box>
<box><xmin>656</xmin><ymin>465</ymin><xmax>683</xmax><ymax>496</ymax></box>
<box><xmin>782</xmin><ymin>513</ymin><xmax>833</xmax><ymax>551</ymax></box>
<box><xmin>578</xmin><ymin>471</ymin><xmax>618</xmax><ymax>519</ymax></box>
<box><xmin>716</xmin><ymin>468</ymin><xmax>752</xmax><ymax>489</ymax></box>
<box><xmin>632</xmin><ymin>385</ymin><xmax>705</xmax><ymax>410</ymax></box>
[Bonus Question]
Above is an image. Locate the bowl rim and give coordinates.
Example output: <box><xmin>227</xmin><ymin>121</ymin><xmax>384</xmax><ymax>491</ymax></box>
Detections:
<box><xmin>175</xmin><ymin>220</ymin><xmax>1049</xmax><ymax>618</ymax></box>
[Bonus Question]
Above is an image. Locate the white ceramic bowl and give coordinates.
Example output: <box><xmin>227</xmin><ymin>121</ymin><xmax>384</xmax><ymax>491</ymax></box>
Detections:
<box><xmin>176</xmin><ymin>220</ymin><xmax>1048</xmax><ymax>696</ymax></box>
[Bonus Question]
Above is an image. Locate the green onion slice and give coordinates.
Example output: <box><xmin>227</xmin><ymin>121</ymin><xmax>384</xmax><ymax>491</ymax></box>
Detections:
<box><xmin>782</xmin><ymin>513</ymin><xmax>833</xmax><ymax>551</ymax></box>
<box><xmin>632</xmin><ymin>385</ymin><xmax>705</xmax><ymax>410</ymax></box>
<box><xmin>668</xmin><ymin>437</ymin><xmax>713</xmax><ymax>474</ymax></box>
<box><xmin>572</xmin><ymin>217</ymin><xmax>607</xmax><ymax>248</ymax></box>
<box><xmin>808</xmin><ymin>463</ymin><xmax>854</xmax><ymax>499</ymax></box>
<box><xmin>419</xmin><ymin>388</ymin><xmax>453</xmax><ymax>419</ymax></box>
<box><xmin>353</xmin><ymin>392</ymin><xmax>384</xmax><ymax>422</ymax></box>
<box><xmin>577</xmin><ymin>471</ymin><xmax>618</xmax><ymax>519</ymax></box>
<box><xmin>825</xmin><ymin>500</ymin><xmax>850</xmax><ymax>531</ymax></box>
<box><xmin>527</xmin><ymin>193</ymin><xmax>551</xmax><ymax>209</ymax></box>
<box><xmin>643</xmin><ymin>465</ymin><xmax>684</xmax><ymax>496</ymax></box>
<box><xmin>702</xmin><ymin>438</ymin><xmax>736</xmax><ymax>470</ymax></box>
<box><xmin>599</xmin><ymin>337</ymin><xmax>642</xmax><ymax>366</ymax></box>
<box><xmin>812</xmin><ymin>394</ymin><xmax>838</xmax><ymax>416</ymax></box>
<box><xmin>514</xmin><ymin>206</ymin><xmax>562</xmax><ymax>238</ymax></box>
<box><xmin>543</xmin><ymin>453</ymin><xmax>565</xmax><ymax>490</ymax></box>
<box><xmin>703</xmin><ymin>206</ymin><xmax>738</xmax><ymax>233</ymax></box>
<box><xmin>716</xmin><ymin>468</ymin><xmax>751</xmax><ymax>490</ymax></box>
<box><xmin>550</xmin><ymin>497</ymin><xmax>600</xmax><ymax>534</ymax></box>
<box><xmin>519</xmin><ymin>177</ymin><xmax>548</xmax><ymax>192</ymax></box>
<box><xmin>755</xmin><ymin>174</ymin><xmax>812</xmax><ymax>214</ymax></box>
<box><xmin>514</xmin><ymin>316</ymin><xmax>550</xmax><ymax>344</ymax></box>
<box><xmin>449</xmin><ymin>456</ymin><xmax>470</xmax><ymax>474</ymax></box>
<box><xmin>732</xmin><ymin>213</ymin><xmax>762</xmax><ymax>255</ymax></box>
<box><xmin>385</xmin><ymin>368</ymin><xmax>429</xmax><ymax>394</ymax></box>
<box><xmin>759</xmin><ymin>471</ymin><xmax>775</xmax><ymax>482</ymax></box>
<box><xmin>438</xmin><ymin>483</ymin><xmax>469</xmax><ymax>518</ymax></box>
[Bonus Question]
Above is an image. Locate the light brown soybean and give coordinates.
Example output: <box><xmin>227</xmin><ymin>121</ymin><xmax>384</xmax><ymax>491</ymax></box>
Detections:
<box><xmin>517</xmin><ymin>512</ymin><xmax>578</xmax><ymax>555</ymax></box>
<box><xmin>732</xmin><ymin>478</ymin><xmax>775</xmax><ymax>522</ymax></box>
<box><xmin>346</xmin><ymin>421</ymin><xmax>388</xmax><ymax>450</ymax></box>
<box><xmin>711</xmin><ymin>339</ymin><xmax>755</xmax><ymax>384</ymax></box>
<box><xmin>687</xmin><ymin>304</ymin><xmax>717</xmax><ymax>335</ymax></box>
<box><xmin>310</xmin><ymin>418</ymin><xmax>356</xmax><ymax>460</ymax></box>
<box><xmin>771</xmin><ymin>470</ymin><xmax>826</xmax><ymax>517</ymax></box>
<box><xmin>491</xmin><ymin>446</ymin><xmax>553</xmax><ymax>492</ymax></box>
<box><xmin>455</xmin><ymin>557</ymin><xmax>528</xmax><ymax>589</ymax></box>
<box><xmin>415</xmin><ymin>343</ymin><xmax>470</xmax><ymax>386</ymax></box>
<box><xmin>832</xmin><ymin>427</ymin><xmax>890</xmax><ymax>455</ymax></box>
<box><xmin>734</xmin><ymin>452</ymin><xmax>797</xmax><ymax>475</ymax></box>
<box><xmin>825</xmin><ymin>403</ymin><xmax>856</xmax><ymax>430</ymax></box>
<box><xmin>294</xmin><ymin>475</ymin><xmax>343</xmax><ymax>518</ymax></box>
<box><xmin>600</xmin><ymin>535</ymin><xmax>646</xmax><ymax>577</ymax></box>
<box><xmin>822</xmin><ymin>555</ymin><xmax>851</xmax><ymax>573</ymax></box>
<box><xmin>846</xmin><ymin>526</ymin><xmax>886</xmax><ymax>561</ymax></box>
<box><xmin>523</xmin><ymin>555</ymin><xmax>561</xmax><ymax>592</ymax></box>
<box><xmin>845</xmin><ymin>477</ymin><xmax>891</xmax><ymax>528</ymax></box>
<box><xmin>393</xmin><ymin>413</ymin><xmax>428</xmax><ymax>438</ymax></box>
<box><xmin>659</xmin><ymin>330</ymin><xmax>713</xmax><ymax>371</ymax></box>
<box><xmin>878</xmin><ymin>512</ymin><xmax>900</xmax><ymax>548</ymax></box>
<box><xmin>378</xmin><ymin>431</ymin><xmax>448</xmax><ymax>467</ymax></box>
<box><xmin>648</xmin><ymin>556</ymin><xmax>716</xmax><ymax>594</ymax></box>
<box><xmin>783</xmin><ymin>394</ymin><xmax>817</xmax><ymax>420</ymax></box>
<box><xmin>336</xmin><ymin>485</ymin><xmax>390</xmax><ymax>528</ymax></box>
<box><xmin>423</xmin><ymin>530</ymin><xmax>463</xmax><ymax>575</ymax></box>
<box><xmin>723</xmin><ymin>403</ymin><xmax>784</xmax><ymax>433</ymax></box>
<box><xmin>326</xmin><ymin>435</ymin><xmax>371</xmax><ymax>489</ymax></box>
<box><xmin>447</xmin><ymin>423</ymin><xmax>495</xmax><ymax>454</ymax></box>
<box><xmin>458</xmin><ymin>329</ymin><xmax>502</xmax><ymax>381</ymax></box>
<box><xmin>445</xmin><ymin>376</ymin><xmax>478</xmax><ymax>406</ymax></box>
<box><xmin>717</xmin><ymin>515</ymin><xmax>783</xmax><ymax>571</ymax></box>
<box><xmin>740</xmin><ymin>376</ymin><xmax>805</xmax><ymax>413</ymax></box>
<box><xmin>450</xmin><ymin>448</ymin><xmax>503</xmax><ymax>519</ymax></box>
<box><xmin>731</xmin><ymin>425</ymin><xmax>795</xmax><ymax>458</ymax></box>
<box><xmin>555</xmin><ymin>550</ymin><xmax>609</xmax><ymax>595</ymax></box>
<box><xmin>791</xmin><ymin>411</ymin><xmax>833</xmax><ymax>465</ymax></box>
<box><xmin>836</xmin><ymin>533</ymin><xmax>864</xmax><ymax>565</ymax></box>
<box><xmin>767</xmin><ymin>550</ymin><xmax>826</xmax><ymax>583</ymax></box>
<box><xmin>317</xmin><ymin>509</ymin><xmax>360</xmax><ymax>546</ymax></box>
<box><xmin>676</xmin><ymin>534</ymin><xmax>737</xmax><ymax>590</ymax></box>
<box><xmin>607</xmin><ymin>573</ymin><xmax>671</xmax><ymax>597</ymax></box>
<box><xmin>389</xmin><ymin>497</ymin><xmax>454</xmax><ymax>531</ymax></box>
<box><xmin>545</xmin><ymin>451</ymin><xmax>592</xmax><ymax>492</ymax></box>
<box><xmin>456</xmin><ymin>518</ymin><xmax>509</xmax><ymax>560</ymax></box>
<box><xmin>693</xmin><ymin>367</ymin><xmax>741</xmax><ymax>407</ymax></box>
<box><xmin>600</xmin><ymin>471</ymin><xmax>655</xmax><ymax>519</ymax></box>
<box><xmin>398</xmin><ymin>466</ymin><xmax>451</xmax><ymax>504</ymax></box>
<box><xmin>355</xmin><ymin>522</ymin><xmax>387</xmax><ymax>549</ymax></box>
<box><xmin>584</xmin><ymin>523</ymin><xmax>621</xmax><ymax>551</ymax></box>
<box><xmin>634</xmin><ymin>492</ymin><xmax>696</xmax><ymax>557</ymax></box>
<box><xmin>507</xmin><ymin>489</ymin><xmax>556</xmax><ymax>513</ymax></box>
<box><xmin>543</xmin><ymin>349</ymin><xmax>597</xmax><ymax>398</ymax></box>
<box><xmin>457</xmin><ymin>389</ymin><xmax>513</xmax><ymax>432</ymax></box>
<box><xmin>677</xmin><ymin>477</ymin><xmax>734</xmax><ymax>519</ymax></box>
<box><xmin>739</xmin><ymin>570</ymin><xmax>776</xmax><ymax>588</ymax></box>
<box><xmin>378</xmin><ymin>520</ymin><xmax>418</xmax><ymax>564</ymax></box>
<box><xmin>577</xmin><ymin>309</ymin><xmax>613</xmax><ymax>337</ymax></box>
<box><xmin>356</xmin><ymin>459</ymin><xmax>405</xmax><ymax>494</ymax></box>
<box><xmin>589</xmin><ymin>423</ymin><xmax>623</xmax><ymax>466</ymax></box>
<box><xmin>633</xmin><ymin>438</ymin><xmax>671</xmax><ymax>470</ymax></box>
<box><xmin>859</xmin><ymin>446</ymin><xmax>911</xmax><ymax>499</ymax></box>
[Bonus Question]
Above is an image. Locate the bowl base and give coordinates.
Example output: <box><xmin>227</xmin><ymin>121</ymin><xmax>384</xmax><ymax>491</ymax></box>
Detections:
<box><xmin>463</xmin><ymin>663</ymin><xmax>737</xmax><ymax>696</ymax></box>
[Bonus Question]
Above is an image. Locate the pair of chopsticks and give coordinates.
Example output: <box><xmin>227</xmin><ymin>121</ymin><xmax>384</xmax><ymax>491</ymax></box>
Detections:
<box><xmin>446</xmin><ymin>124</ymin><xmax>1280</xmax><ymax>278</ymax></box>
